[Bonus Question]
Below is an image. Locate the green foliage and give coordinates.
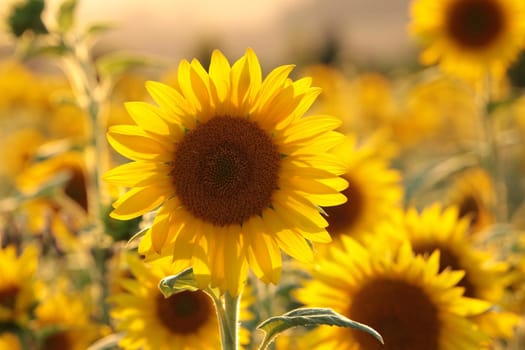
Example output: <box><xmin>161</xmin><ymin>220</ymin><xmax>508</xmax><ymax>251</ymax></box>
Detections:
<box><xmin>57</xmin><ymin>0</ymin><xmax>78</xmax><ymax>32</ymax></box>
<box><xmin>96</xmin><ymin>53</ymin><xmax>157</xmax><ymax>80</ymax></box>
<box><xmin>256</xmin><ymin>307</ymin><xmax>383</xmax><ymax>350</ymax></box>
<box><xmin>7</xmin><ymin>0</ymin><xmax>48</xmax><ymax>37</ymax></box>
<box><xmin>102</xmin><ymin>205</ymin><xmax>141</xmax><ymax>242</ymax></box>
<box><xmin>83</xmin><ymin>23</ymin><xmax>115</xmax><ymax>41</ymax></box>
<box><xmin>158</xmin><ymin>268</ymin><xmax>201</xmax><ymax>298</ymax></box>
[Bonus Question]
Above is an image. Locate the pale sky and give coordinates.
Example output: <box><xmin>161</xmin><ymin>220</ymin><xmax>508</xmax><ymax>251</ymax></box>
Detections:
<box><xmin>46</xmin><ymin>0</ymin><xmax>414</xmax><ymax>67</ymax></box>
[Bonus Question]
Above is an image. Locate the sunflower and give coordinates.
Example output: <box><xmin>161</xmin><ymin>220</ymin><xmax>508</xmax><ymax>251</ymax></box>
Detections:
<box><xmin>302</xmin><ymin>66</ymin><xmax>399</xmax><ymax>159</ymax></box>
<box><xmin>18</xmin><ymin>198</ymin><xmax>83</xmax><ymax>252</ymax></box>
<box><xmin>295</xmin><ymin>234</ymin><xmax>491</xmax><ymax>350</ymax></box>
<box><xmin>104</xmin><ymin>48</ymin><xmax>348</xmax><ymax>295</ymax></box>
<box><xmin>299</xmin><ymin>65</ymin><xmax>355</xmax><ymax>133</ymax></box>
<box><xmin>17</xmin><ymin>151</ymin><xmax>89</xmax><ymax>213</ymax></box>
<box><xmin>110</xmin><ymin>252</ymin><xmax>251</xmax><ymax>350</ymax></box>
<box><xmin>409</xmin><ymin>0</ymin><xmax>525</xmax><ymax>81</ymax></box>
<box><xmin>391</xmin><ymin>204</ymin><xmax>519</xmax><ymax>341</ymax></box>
<box><xmin>319</xmin><ymin>136</ymin><xmax>403</xmax><ymax>243</ymax></box>
<box><xmin>33</xmin><ymin>279</ymin><xmax>109</xmax><ymax>350</ymax></box>
<box><xmin>391</xmin><ymin>73</ymin><xmax>479</xmax><ymax>151</ymax></box>
<box><xmin>446</xmin><ymin>167</ymin><xmax>495</xmax><ymax>235</ymax></box>
<box><xmin>0</xmin><ymin>245</ymin><xmax>40</xmax><ymax>326</ymax></box>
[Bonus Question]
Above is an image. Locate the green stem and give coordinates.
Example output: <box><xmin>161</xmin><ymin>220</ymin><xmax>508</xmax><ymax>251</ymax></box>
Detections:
<box><xmin>210</xmin><ymin>291</ymin><xmax>241</xmax><ymax>350</ymax></box>
<box><xmin>59</xmin><ymin>34</ymin><xmax>110</xmax><ymax>228</ymax></box>
<box><xmin>475</xmin><ymin>78</ymin><xmax>507</xmax><ymax>223</ymax></box>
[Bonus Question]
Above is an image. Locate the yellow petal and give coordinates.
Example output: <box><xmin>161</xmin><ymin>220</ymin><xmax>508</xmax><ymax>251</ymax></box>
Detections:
<box><xmin>281</xmin><ymin>115</ymin><xmax>342</xmax><ymax>143</ymax></box>
<box><xmin>209</xmin><ymin>49</ymin><xmax>231</xmax><ymax>103</ymax></box>
<box><xmin>272</xmin><ymin>190</ymin><xmax>328</xmax><ymax>228</ymax></box>
<box><xmin>224</xmin><ymin>226</ymin><xmax>249</xmax><ymax>295</ymax></box>
<box><xmin>110</xmin><ymin>185</ymin><xmax>170</xmax><ymax>220</ymax></box>
<box><xmin>103</xmin><ymin>161</ymin><xmax>170</xmax><ymax>187</ymax></box>
<box><xmin>245</xmin><ymin>48</ymin><xmax>262</xmax><ymax>103</ymax></box>
<box><xmin>289</xmin><ymin>154</ymin><xmax>348</xmax><ymax>175</ymax></box>
<box><xmin>150</xmin><ymin>218</ymin><xmax>170</xmax><ymax>255</ymax></box>
<box><xmin>230</xmin><ymin>55</ymin><xmax>250</xmax><ymax>110</ymax></box>
<box><xmin>177</xmin><ymin>60</ymin><xmax>204</xmax><ymax>112</ymax></box>
<box><xmin>107</xmin><ymin>125</ymin><xmax>174</xmax><ymax>161</ymax></box>
<box><xmin>192</xmin><ymin>231</ymin><xmax>212</xmax><ymax>289</ymax></box>
<box><xmin>254</xmin><ymin>64</ymin><xmax>295</xmax><ymax>111</ymax></box>
<box><xmin>190</xmin><ymin>58</ymin><xmax>213</xmax><ymax>114</ymax></box>
<box><xmin>262</xmin><ymin>209</ymin><xmax>313</xmax><ymax>263</ymax></box>
<box><xmin>145</xmin><ymin>80</ymin><xmax>196</xmax><ymax>129</ymax></box>
<box><xmin>277</xmin><ymin>84</ymin><xmax>321</xmax><ymax>129</ymax></box>
<box><xmin>244</xmin><ymin>216</ymin><xmax>281</xmax><ymax>284</ymax></box>
<box><xmin>124</xmin><ymin>102</ymin><xmax>171</xmax><ymax>136</ymax></box>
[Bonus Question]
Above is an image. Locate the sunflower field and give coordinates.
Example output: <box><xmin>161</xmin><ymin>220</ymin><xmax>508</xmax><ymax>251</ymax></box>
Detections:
<box><xmin>2</xmin><ymin>0</ymin><xmax>525</xmax><ymax>349</ymax></box>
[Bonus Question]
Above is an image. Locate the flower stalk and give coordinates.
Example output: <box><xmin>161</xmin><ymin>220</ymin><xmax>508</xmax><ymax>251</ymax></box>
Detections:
<box><xmin>475</xmin><ymin>78</ymin><xmax>508</xmax><ymax>223</ymax></box>
<box><xmin>211</xmin><ymin>291</ymin><xmax>241</xmax><ymax>350</ymax></box>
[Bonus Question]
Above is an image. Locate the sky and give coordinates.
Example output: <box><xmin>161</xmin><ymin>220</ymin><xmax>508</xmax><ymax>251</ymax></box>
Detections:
<box><xmin>59</xmin><ymin>0</ymin><xmax>415</xmax><ymax>67</ymax></box>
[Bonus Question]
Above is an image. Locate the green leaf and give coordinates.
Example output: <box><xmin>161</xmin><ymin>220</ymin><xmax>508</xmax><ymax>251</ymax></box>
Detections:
<box><xmin>257</xmin><ymin>307</ymin><xmax>383</xmax><ymax>350</ymax></box>
<box><xmin>85</xmin><ymin>22</ymin><xmax>114</xmax><ymax>36</ymax></box>
<box><xmin>31</xmin><ymin>43</ymin><xmax>69</xmax><ymax>56</ymax></box>
<box><xmin>158</xmin><ymin>268</ymin><xmax>200</xmax><ymax>298</ymax></box>
<box><xmin>125</xmin><ymin>225</ymin><xmax>149</xmax><ymax>247</ymax></box>
<box><xmin>96</xmin><ymin>53</ymin><xmax>157</xmax><ymax>79</ymax></box>
<box><xmin>57</xmin><ymin>0</ymin><xmax>78</xmax><ymax>32</ymax></box>
<box><xmin>7</xmin><ymin>0</ymin><xmax>48</xmax><ymax>37</ymax></box>
<box><xmin>86</xmin><ymin>333</ymin><xmax>124</xmax><ymax>350</ymax></box>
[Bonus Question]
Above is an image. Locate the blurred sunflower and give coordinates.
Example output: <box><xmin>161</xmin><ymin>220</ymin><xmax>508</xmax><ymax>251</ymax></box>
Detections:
<box><xmin>18</xmin><ymin>198</ymin><xmax>82</xmax><ymax>252</ymax></box>
<box><xmin>0</xmin><ymin>128</ymin><xmax>45</xmax><ymax>192</ymax></box>
<box><xmin>391</xmin><ymin>74</ymin><xmax>479</xmax><ymax>150</ymax></box>
<box><xmin>11</xmin><ymin>151</ymin><xmax>89</xmax><ymax>251</ymax></box>
<box><xmin>320</xmin><ymin>136</ymin><xmax>403</xmax><ymax>243</ymax></box>
<box><xmin>294</xmin><ymin>235</ymin><xmax>490</xmax><ymax>350</ymax></box>
<box><xmin>409</xmin><ymin>0</ymin><xmax>525</xmax><ymax>80</ymax></box>
<box><xmin>33</xmin><ymin>279</ymin><xmax>109</xmax><ymax>350</ymax></box>
<box><xmin>17</xmin><ymin>151</ymin><xmax>89</xmax><ymax>213</ymax></box>
<box><xmin>303</xmin><ymin>66</ymin><xmax>398</xmax><ymax>158</ymax></box>
<box><xmin>300</xmin><ymin>65</ymin><xmax>354</xmax><ymax>133</ymax></box>
<box><xmin>446</xmin><ymin>167</ymin><xmax>495</xmax><ymax>235</ymax></box>
<box><xmin>0</xmin><ymin>333</ymin><xmax>22</xmax><ymax>350</ymax></box>
<box><xmin>0</xmin><ymin>60</ymin><xmax>82</xmax><ymax>135</ymax></box>
<box><xmin>110</xmin><ymin>253</ymin><xmax>252</xmax><ymax>350</ymax></box>
<box><xmin>0</xmin><ymin>245</ymin><xmax>40</xmax><ymax>326</ymax></box>
<box><xmin>104</xmin><ymin>48</ymin><xmax>347</xmax><ymax>295</ymax></box>
<box><xmin>0</xmin><ymin>60</ymin><xmax>51</xmax><ymax>115</ymax></box>
<box><xmin>394</xmin><ymin>204</ymin><xmax>519</xmax><ymax>341</ymax></box>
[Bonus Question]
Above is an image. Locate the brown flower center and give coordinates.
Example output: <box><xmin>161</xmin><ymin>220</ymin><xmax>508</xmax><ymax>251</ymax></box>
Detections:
<box><xmin>349</xmin><ymin>278</ymin><xmax>440</xmax><ymax>350</ymax></box>
<box><xmin>64</xmin><ymin>167</ymin><xmax>88</xmax><ymax>212</ymax></box>
<box><xmin>156</xmin><ymin>290</ymin><xmax>213</xmax><ymax>335</ymax></box>
<box><xmin>457</xmin><ymin>195</ymin><xmax>481</xmax><ymax>228</ymax></box>
<box><xmin>445</xmin><ymin>0</ymin><xmax>505</xmax><ymax>49</ymax></box>
<box><xmin>40</xmin><ymin>331</ymin><xmax>73</xmax><ymax>350</ymax></box>
<box><xmin>413</xmin><ymin>244</ymin><xmax>476</xmax><ymax>297</ymax></box>
<box><xmin>0</xmin><ymin>285</ymin><xmax>20</xmax><ymax>310</ymax></box>
<box><xmin>172</xmin><ymin>116</ymin><xmax>280</xmax><ymax>226</ymax></box>
<box><xmin>323</xmin><ymin>177</ymin><xmax>364</xmax><ymax>237</ymax></box>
